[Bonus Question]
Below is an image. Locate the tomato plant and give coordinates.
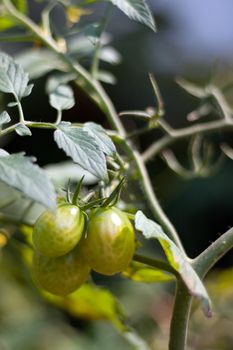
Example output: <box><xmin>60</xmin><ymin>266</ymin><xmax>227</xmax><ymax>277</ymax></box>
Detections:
<box><xmin>0</xmin><ymin>1</ymin><xmax>232</xmax><ymax>350</ymax></box>
<box><xmin>32</xmin><ymin>247</ymin><xmax>90</xmax><ymax>296</ymax></box>
<box><xmin>81</xmin><ymin>207</ymin><xmax>135</xmax><ymax>275</ymax></box>
<box><xmin>32</xmin><ymin>204</ymin><xmax>85</xmax><ymax>257</ymax></box>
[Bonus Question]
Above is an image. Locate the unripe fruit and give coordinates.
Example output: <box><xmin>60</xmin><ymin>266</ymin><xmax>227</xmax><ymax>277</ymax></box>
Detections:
<box><xmin>32</xmin><ymin>204</ymin><xmax>85</xmax><ymax>257</ymax></box>
<box><xmin>31</xmin><ymin>247</ymin><xmax>90</xmax><ymax>296</ymax></box>
<box><xmin>81</xmin><ymin>207</ymin><xmax>135</xmax><ymax>275</ymax></box>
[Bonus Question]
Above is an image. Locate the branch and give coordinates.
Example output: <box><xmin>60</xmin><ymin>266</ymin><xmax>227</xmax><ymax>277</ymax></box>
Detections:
<box><xmin>133</xmin><ymin>253</ymin><xmax>178</xmax><ymax>276</ymax></box>
<box><xmin>143</xmin><ymin>118</ymin><xmax>233</xmax><ymax>162</ymax></box>
<box><xmin>193</xmin><ymin>226</ymin><xmax>233</xmax><ymax>278</ymax></box>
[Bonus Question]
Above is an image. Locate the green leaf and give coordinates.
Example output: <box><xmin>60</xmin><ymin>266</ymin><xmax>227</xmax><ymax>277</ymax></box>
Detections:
<box><xmin>49</xmin><ymin>85</ymin><xmax>75</xmax><ymax>111</ymax></box>
<box><xmin>13</xmin><ymin>0</ymin><xmax>28</xmax><ymax>13</ymax></box>
<box><xmin>43</xmin><ymin>283</ymin><xmax>125</xmax><ymax>331</ymax></box>
<box><xmin>0</xmin><ymin>152</ymin><xmax>56</xmax><ymax>208</ymax></box>
<box><xmin>54</xmin><ymin>124</ymin><xmax>108</xmax><ymax>180</ymax></box>
<box><xmin>0</xmin><ymin>1</ymin><xmax>28</xmax><ymax>31</ymax></box>
<box><xmin>135</xmin><ymin>211</ymin><xmax>212</xmax><ymax>317</ymax></box>
<box><xmin>0</xmin><ymin>149</ymin><xmax>9</xmax><ymax>157</ymax></box>
<box><xmin>15</xmin><ymin>123</ymin><xmax>32</xmax><ymax>136</ymax></box>
<box><xmin>84</xmin><ymin>122</ymin><xmax>116</xmax><ymax>156</ymax></box>
<box><xmin>99</xmin><ymin>47</ymin><xmax>122</xmax><ymax>65</ymax></box>
<box><xmin>0</xmin><ymin>111</ymin><xmax>11</xmax><ymax>125</ymax></box>
<box><xmin>109</xmin><ymin>0</ymin><xmax>156</xmax><ymax>32</ymax></box>
<box><xmin>0</xmin><ymin>53</ymin><xmax>33</xmax><ymax>100</ymax></box>
<box><xmin>122</xmin><ymin>261</ymin><xmax>173</xmax><ymax>282</ymax></box>
<box><xmin>16</xmin><ymin>49</ymin><xmax>66</xmax><ymax>79</ymax></box>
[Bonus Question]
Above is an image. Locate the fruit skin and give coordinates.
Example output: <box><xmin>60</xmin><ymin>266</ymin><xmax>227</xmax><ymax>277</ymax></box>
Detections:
<box><xmin>81</xmin><ymin>207</ymin><xmax>135</xmax><ymax>275</ymax></box>
<box><xmin>31</xmin><ymin>247</ymin><xmax>90</xmax><ymax>296</ymax></box>
<box><xmin>32</xmin><ymin>204</ymin><xmax>85</xmax><ymax>258</ymax></box>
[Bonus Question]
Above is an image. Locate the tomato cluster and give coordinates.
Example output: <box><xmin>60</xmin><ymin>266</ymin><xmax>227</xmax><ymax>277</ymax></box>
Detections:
<box><xmin>31</xmin><ymin>204</ymin><xmax>135</xmax><ymax>296</ymax></box>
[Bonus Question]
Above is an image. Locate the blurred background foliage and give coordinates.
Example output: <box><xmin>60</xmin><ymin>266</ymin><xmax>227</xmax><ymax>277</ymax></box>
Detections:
<box><xmin>0</xmin><ymin>0</ymin><xmax>233</xmax><ymax>348</ymax></box>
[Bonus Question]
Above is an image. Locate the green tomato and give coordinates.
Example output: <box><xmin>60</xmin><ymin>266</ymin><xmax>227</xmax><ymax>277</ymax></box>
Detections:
<box><xmin>31</xmin><ymin>247</ymin><xmax>90</xmax><ymax>296</ymax></box>
<box><xmin>81</xmin><ymin>207</ymin><xmax>135</xmax><ymax>275</ymax></box>
<box><xmin>32</xmin><ymin>204</ymin><xmax>85</xmax><ymax>258</ymax></box>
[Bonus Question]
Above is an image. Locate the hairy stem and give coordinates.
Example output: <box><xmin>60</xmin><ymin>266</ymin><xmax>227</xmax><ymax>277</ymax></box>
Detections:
<box><xmin>193</xmin><ymin>226</ymin><xmax>233</xmax><ymax>278</ymax></box>
<box><xmin>169</xmin><ymin>279</ymin><xmax>192</xmax><ymax>350</ymax></box>
<box><xmin>143</xmin><ymin>118</ymin><xmax>233</xmax><ymax>162</ymax></box>
<box><xmin>169</xmin><ymin>226</ymin><xmax>233</xmax><ymax>350</ymax></box>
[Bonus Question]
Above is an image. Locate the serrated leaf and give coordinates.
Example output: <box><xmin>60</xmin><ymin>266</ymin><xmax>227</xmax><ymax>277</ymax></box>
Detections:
<box><xmin>135</xmin><ymin>211</ymin><xmax>212</xmax><ymax>317</ymax></box>
<box><xmin>43</xmin><ymin>283</ymin><xmax>125</xmax><ymax>331</ymax></box>
<box><xmin>122</xmin><ymin>261</ymin><xmax>173</xmax><ymax>282</ymax></box>
<box><xmin>84</xmin><ymin>122</ymin><xmax>116</xmax><ymax>156</ymax></box>
<box><xmin>49</xmin><ymin>85</ymin><xmax>75</xmax><ymax>111</ymax></box>
<box><xmin>15</xmin><ymin>124</ymin><xmax>32</xmax><ymax>136</ymax></box>
<box><xmin>54</xmin><ymin>124</ymin><xmax>108</xmax><ymax>180</ymax></box>
<box><xmin>110</xmin><ymin>0</ymin><xmax>156</xmax><ymax>32</ymax></box>
<box><xmin>16</xmin><ymin>49</ymin><xmax>66</xmax><ymax>79</ymax></box>
<box><xmin>0</xmin><ymin>53</ymin><xmax>32</xmax><ymax>100</ymax></box>
<box><xmin>0</xmin><ymin>153</ymin><xmax>56</xmax><ymax>208</ymax></box>
<box><xmin>0</xmin><ymin>111</ymin><xmax>11</xmax><ymax>125</ymax></box>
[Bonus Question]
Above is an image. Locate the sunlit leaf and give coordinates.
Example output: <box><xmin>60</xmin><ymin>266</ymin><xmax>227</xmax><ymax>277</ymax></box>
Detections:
<box><xmin>0</xmin><ymin>53</ymin><xmax>33</xmax><ymax>100</ymax></box>
<box><xmin>44</xmin><ymin>283</ymin><xmax>125</xmax><ymax>331</ymax></box>
<box><xmin>122</xmin><ymin>261</ymin><xmax>174</xmax><ymax>282</ymax></box>
<box><xmin>83</xmin><ymin>122</ymin><xmax>116</xmax><ymax>156</ymax></box>
<box><xmin>109</xmin><ymin>0</ymin><xmax>156</xmax><ymax>32</ymax></box>
<box><xmin>16</xmin><ymin>49</ymin><xmax>66</xmax><ymax>79</ymax></box>
<box><xmin>54</xmin><ymin>123</ymin><xmax>108</xmax><ymax>180</ymax></box>
<box><xmin>135</xmin><ymin>211</ymin><xmax>212</xmax><ymax>317</ymax></box>
<box><xmin>0</xmin><ymin>0</ymin><xmax>28</xmax><ymax>31</ymax></box>
<box><xmin>0</xmin><ymin>152</ymin><xmax>56</xmax><ymax>208</ymax></box>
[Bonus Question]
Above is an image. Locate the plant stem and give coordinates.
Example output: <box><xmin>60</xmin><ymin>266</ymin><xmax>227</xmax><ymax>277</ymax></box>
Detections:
<box><xmin>169</xmin><ymin>226</ymin><xmax>233</xmax><ymax>350</ymax></box>
<box><xmin>169</xmin><ymin>279</ymin><xmax>192</xmax><ymax>350</ymax></box>
<box><xmin>133</xmin><ymin>253</ymin><xmax>177</xmax><ymax>275</ymax></box>
<box><xmin>90</xmin><ymin>3</ymin><xmax>112</xmax><ymax>79</ymax></box>
<box><xmin>114</xmin><ymin>136</ymin><xmax>186</xmax><ymax>254</ymax></box>
<box><xmin>143</xmin><ymin>118</ymin><xmax>233</xmax><ymax>162</ymax></box>
<box><xmin>193</xmin><ymin>226</ymin><xmax>233</xmax><ymax>278</ymax></box>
